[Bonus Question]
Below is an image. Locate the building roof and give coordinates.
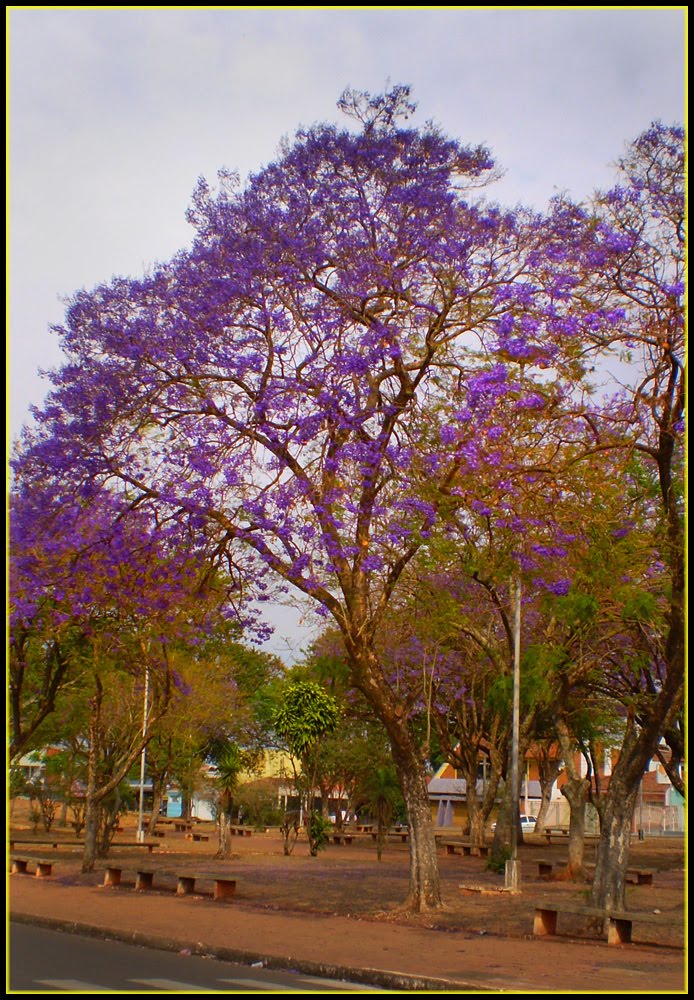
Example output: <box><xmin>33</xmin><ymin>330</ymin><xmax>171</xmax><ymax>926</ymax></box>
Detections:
<box><xmin>427</xmin><ymin>776</ymin><xmax>544</xmax><ymax>799</ymax></box>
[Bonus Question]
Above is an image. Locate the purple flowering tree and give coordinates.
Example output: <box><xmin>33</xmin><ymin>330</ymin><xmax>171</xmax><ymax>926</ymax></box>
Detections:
<box><xmin>576</xmin><ymin>122</ymin><xmax>685</xmax><ymax>910</ymax></box>
<box><xmin>19</xmin><ymin>87</ymin><xmax>631</xmax><ymax>910</ymax></box>
<box><xmin>9</xmin><ymin>464</ymin><xmax>249</xmax><ymax>871</ymax></box>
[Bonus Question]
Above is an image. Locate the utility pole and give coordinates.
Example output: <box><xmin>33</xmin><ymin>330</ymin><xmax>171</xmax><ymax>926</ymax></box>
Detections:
<box><xmin>505</xmin><ymin>573</ymin><xmax>522</xmax><ymax>891</ymax></box>
<box><xmin>136</xmin><ymin>666</ymin><xmax>150</xmax><ymax>843</ymax></box>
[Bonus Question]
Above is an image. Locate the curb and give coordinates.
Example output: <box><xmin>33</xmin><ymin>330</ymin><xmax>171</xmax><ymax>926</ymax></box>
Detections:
<box><xmin>10</xmin><ymin>911</ymin><xmax>494</xmax><ymax>992</ymax></box>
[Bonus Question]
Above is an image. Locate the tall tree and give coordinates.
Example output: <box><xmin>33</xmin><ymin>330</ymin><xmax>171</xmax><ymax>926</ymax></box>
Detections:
<box><xmin>582</xmin><ymin>123</ymin><xmax>685</xmax><ymax>911</ymax></box>
<box><xmin>15</xmin><ymin>87</ymin><xmax>639</xmax><ymax>910</ymax></box>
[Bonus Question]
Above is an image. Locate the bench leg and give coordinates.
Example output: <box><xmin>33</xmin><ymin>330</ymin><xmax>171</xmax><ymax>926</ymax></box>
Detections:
<box><xmin>177</xmin><ymin>876</ymin><xmax>196</xmax><ymax>895</ymax></box>
<box><xmin>214</xmin><ymin>879</ymin><xmax>237</xmax><ymax>900</ymax></box>
<box><xmin>103</xmin><ymin>867</ymin><xmax>122</xmax><ymax>887</ymax></box>
<box><xmin>538</xmin><ymin>862</ymin><xmax>553</xmax><ymax>876</ymax></box>
<box><xmin>11</xmin><ymin>859</ymin><xmax>28</xmax><ymax>875</ymax></box>
<box><xmin>136</xmin><ymin>871</ymin><xmax>154</xmax><ymax>890</ymax></box>
<box><xmin>534</xmin><ymin>908</ymin><xmax>558</xmax><ymax>937</ymax></box>
<box><xmin>35</xmin><ymin>862</ymin><xmax>53</xmax><ymax>878</ymax></box>
<box><xmin>607</xmin><ymin>917</ymin><xmax>632</xmax><ymax>945</ymax></box>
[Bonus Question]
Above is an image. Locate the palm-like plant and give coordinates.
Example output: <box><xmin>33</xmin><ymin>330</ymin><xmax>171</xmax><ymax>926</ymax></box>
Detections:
<box><xmin>359</xmin><ymin>766</ymin><xmax>404</xmax><ymax>862</ymax></box>
<box><xmin>210</xmin><ymin>742</ymin><xmax>246</xmax><ymax>857</ymax></box>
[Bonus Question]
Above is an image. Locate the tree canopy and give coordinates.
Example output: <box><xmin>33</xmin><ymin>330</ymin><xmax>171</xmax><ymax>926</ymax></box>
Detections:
<box><xmin>10</xmin><ymin>88</ymin><xmax>684</xmax><ymax>912</ymax></box>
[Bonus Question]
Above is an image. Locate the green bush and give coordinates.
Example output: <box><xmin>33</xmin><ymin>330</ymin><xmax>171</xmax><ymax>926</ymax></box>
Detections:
<box><xmin>486</xmin><ymin>846</ymin><xmax>512</xmax><ymax>874</ymax></box>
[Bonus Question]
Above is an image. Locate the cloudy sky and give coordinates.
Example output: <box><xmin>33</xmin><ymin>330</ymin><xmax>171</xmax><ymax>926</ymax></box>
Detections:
<box><xmin>8</xmin><ymin>6</ymin><xmax>685</xmax><ymax>659</ymax></box>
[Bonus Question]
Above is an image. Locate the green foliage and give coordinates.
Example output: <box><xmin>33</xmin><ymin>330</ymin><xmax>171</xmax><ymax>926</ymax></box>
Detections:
<box><xmin>207</xmin><ymin>739</ymin><xmax>262</xmax><ymax>815</ymax></box>
<box><xmin>619</xmin><ymin>590</ymin><xmax>658</xmax><ymax>624</ymax></box>
<box><xmin>553</xmin><ymin>591</ymin><xmax>599</xmax><ymax>630</ymax></box>
<box><xmin>486</xmin><ymin>647</ymin><xmax>556</xmax><ymax>716</ymax></box>
<box><xmin>486</xmin><ymin>846</ymin><xmax>512</xmax><ymax>874</ymax></box>
<box><xmin>307</xmin><ymin>811</ymin><xmax>333</xmax><ymax>854</ymax></box>
<box><xmin>9</xmin><ymin>766</ymin><xmax>28</xmax><ymax>801</ymax></box>
<box><xmin>273</xmin><ymin>681</ymin><xmax>341</xmax><ymax>757</ymax></box>
<box><xmin>357</xmin><ymin>766</ymin><xmax>404</xmax><ymax>829</ymax></box>
<box><xmin>234</xmin><ymin>783</ymin><xmax>284</xmax><ymax>828</ymax></box>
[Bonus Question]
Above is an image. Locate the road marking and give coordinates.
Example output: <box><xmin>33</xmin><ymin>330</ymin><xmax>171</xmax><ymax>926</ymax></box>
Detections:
<box><xmin>220</xmin><ymin>977</ymin><xmax>388</xmax><ymax>992</ymax></box>
<box><xmin>219</xmin><ymin>979</ymin><xmax>314</xmax><ymax>992</ymax></box>
<box><xmin>299</xmin><ymin>976</ymin><xmax>390</xmax><ymax>991</ymax></box>
<box><xmin>36</xmin><ymin>980</ymin><xmax>119</xmax><ymax>992</ymax></box>
<box><xmin>130</xmin><ymin>978</ymin><xmax>218</xmax><ymax>991</ymax></box>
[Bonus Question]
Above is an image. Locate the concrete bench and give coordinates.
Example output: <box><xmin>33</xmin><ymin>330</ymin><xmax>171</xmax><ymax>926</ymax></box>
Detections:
<box><xmin>188</xmin><ymin>831</ymin><xmax>211</xmax><ymax>843</ymax></box>
<box><xmin>10</xmin><ymin>856</ymin><xmax>54</xmax><ymax>877</ymax></box>
<box><xmin>9</xmin><ymin>839</ymin><xmax>72</xmax><ymax>851</ymax></box>
<box><xmin>329</xmin><ymin>832</ymin><xmax>355</xmax><ymax>845</ymax></box>
<box><xmin>109</xmin><ymin>841</ymin><xmax>160</xmax><ymax>853</ymax></box>
<box><xmin>533</xmin><ymin>902</ymin><xmax>680</xmax><ymax>945</ymax></box>
<box><xmin>371</xmin><ymin>829</ymin><xmax>409</xmax><ymax>843</ymax></box>
<box><xmin>102</xmin><ymin>866</ymin><xmax>239</xmax><ymax>901</ymax></box>
<box><xmin>536</xmin><ymin>859</ymin><xmax>655</xmax><ymax>884</ymax></box>
<box><xmin>229</xmin><ymin>825</ymin><xmax>253</xmax><ymax>837</ymax></box>
<box><xmin>440</xmin><ymin>840</ymin><xmax>490</xmax><ymax>858</ymax></box>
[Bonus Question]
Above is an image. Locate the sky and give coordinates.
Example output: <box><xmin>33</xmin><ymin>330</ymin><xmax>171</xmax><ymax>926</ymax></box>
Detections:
<box><xmin>8</xmin><ymin>6</ymin><xmax>686</xmax><ymax>660</ymax></box>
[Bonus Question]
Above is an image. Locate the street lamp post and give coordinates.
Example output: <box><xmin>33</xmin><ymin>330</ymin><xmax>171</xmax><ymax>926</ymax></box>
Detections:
<box><xmin>136</xmin><ymin>666</ymin><xmax>150</xmax><ymax>843</ymax></box>
<box><xmin>505</xmin><ymin>573</ymin><xmax>522</xmax><ymax>891</ymax></box>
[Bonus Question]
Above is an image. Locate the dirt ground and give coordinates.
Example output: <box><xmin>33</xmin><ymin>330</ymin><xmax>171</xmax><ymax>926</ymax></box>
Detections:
<box><xmin>8</xmin><ymin>810</ymin><xmax>687</xmax><ymax>992</ymax></box>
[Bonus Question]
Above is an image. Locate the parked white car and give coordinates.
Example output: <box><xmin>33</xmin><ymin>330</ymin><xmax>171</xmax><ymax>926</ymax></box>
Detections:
<box><xmin>491</xmin><ymin>814</ymin><xmax>536</xmax><ymax>832</ymax></box>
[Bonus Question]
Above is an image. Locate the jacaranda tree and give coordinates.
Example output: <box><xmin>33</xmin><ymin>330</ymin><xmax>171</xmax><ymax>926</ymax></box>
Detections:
<box><xmin>9</xmin><ymin>464</ymin><xmax>252</xmax><ymax>872</ymax></box>
<box><xmin>18</xmin><ymin>86</ymin><xmax>640</xmax><ymax>910</ymax></box>
<box><xmin>583</xmin><ymin>122</ymin><xmax>685</xmax><ymax>911</ymax></box>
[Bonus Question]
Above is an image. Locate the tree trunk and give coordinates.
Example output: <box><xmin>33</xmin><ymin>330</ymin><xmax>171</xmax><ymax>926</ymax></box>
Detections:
<box><xmin>491</xmin><ymin>771</ymin><xmax>514</xmax><ymax>861</ymax></box>
<box><xmin>382</xmin><ymin>712</ymin><xmax>442</xmax><ymax>909</ymax></box>
<box><xmin>462</xmin><ymin>768</ymin><xmax>485</xmax><ymax>846</ymax></box>
<box><xmin>560</xmin><ymin>777</ymin><xmax>590</xmax><ymax>878</ymax></box>
<box><xmin>97</xmin><ymin>788</ymin><xmax>121</xmax><ymax>857</ymax></box>
<box><xmin>148</xmin><ymin>779</ymin><xmax>165</xmax><ymax>835</ymax></box>
<box><xmin>217</xmin><ymin>808</ymin><xmax>232</xmax><ymax>857</ymax></box>
<box><xmin>589</xmin><ymin>773</ymin><xmax>638</xmax><ymax>912</ymax></box>
<box><xmin>349</xmin><ymin>646</ymin><xmax>442</xmax><ymax>911</ymax></box>
<box><xmin>81</xmin><ymin>681</ymin><xmax>102</xmax><ymax>874</ymax></box>
<box><xmin>590</xmin><ymin>630</ymin><xmax>684</xmax><ymax>911</ymax></box>
<box><xmin>83</xmin><ymin>801</ymin><xmax>99</xmax><ymax>873</ymax></box>
<box><xmin>181</xmin><ymin>787</ymin><xmax>192</xmax><ymax>822</ymax></box>
<box><xmin>376</xmin><ymin>818</ymin><xmax>385</xmax><ymax>862</ymax></box>
<box><xmin>534</xmin><ymin>756</ymin><xmax>562</xmax><ymax>835</ymax></box>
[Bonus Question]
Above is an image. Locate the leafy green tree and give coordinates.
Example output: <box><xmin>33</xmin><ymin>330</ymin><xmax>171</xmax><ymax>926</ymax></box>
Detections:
<box><xmin>273</xmin><ymin>680</ymin><xmax>341</xmax><ymax>856</ymax></box>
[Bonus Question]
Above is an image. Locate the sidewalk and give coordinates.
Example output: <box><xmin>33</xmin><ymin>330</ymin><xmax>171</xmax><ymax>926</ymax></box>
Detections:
<box><xmin>10</xmin><ymin>874</ymin><xmax>686</xmax><ymax>993</ymax></box>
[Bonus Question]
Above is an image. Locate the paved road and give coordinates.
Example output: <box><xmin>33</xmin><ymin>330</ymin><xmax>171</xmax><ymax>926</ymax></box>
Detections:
<box><xmin>9</xmin><ymin>924</ymin><xmax>389</xmax><ymax>993</ymax></box>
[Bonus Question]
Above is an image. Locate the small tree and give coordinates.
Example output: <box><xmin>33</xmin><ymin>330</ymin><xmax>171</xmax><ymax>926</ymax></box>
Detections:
<box><xmin>27</xmin><ymin>776</ymin><xmax>58</xmax><ymax>833</ymax></box>
<box><xmin>211</xmin><ymin>742</ymin><xmax>246</xmax><ymax>857</ymax></box>
<box><xmin>273</xmin><ymin>681</ymin><xmax>341</xmax><ymax>856</ymax></box>
<box><xmin>357</xmin><ymin>766</ymin><xmax>404</xmax><ymax>862</ymax></box>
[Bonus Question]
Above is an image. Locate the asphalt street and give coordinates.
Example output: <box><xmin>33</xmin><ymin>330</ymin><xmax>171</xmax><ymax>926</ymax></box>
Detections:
<box><xmin>9</xmin><ymin>923</ymin><xmax>391</xmax><ymax>993</ymax></box>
